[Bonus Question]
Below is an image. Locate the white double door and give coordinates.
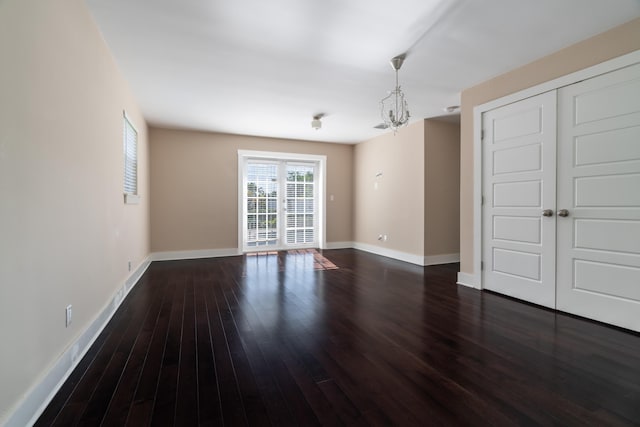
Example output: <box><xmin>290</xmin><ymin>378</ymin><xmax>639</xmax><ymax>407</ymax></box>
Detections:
<box><xmin>483</xmin><ymin>63</ymin><xmax>640</xmax><ymax>332</ymax></box>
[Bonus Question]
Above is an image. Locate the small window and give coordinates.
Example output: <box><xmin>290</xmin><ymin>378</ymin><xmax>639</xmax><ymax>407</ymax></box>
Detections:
<box><xmin>123</xmin><ymin>112</ymin><xmax>139</xmax><ymax>204</ymax></box>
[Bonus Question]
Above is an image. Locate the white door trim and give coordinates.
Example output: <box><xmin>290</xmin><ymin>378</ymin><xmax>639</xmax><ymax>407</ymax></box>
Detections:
<box><xmin>237</xmin><ymin>149</ymin><xmax>327</xmax><ymax>252</ymax></box>
<box><xmin>471</xmin><ymin>49</ymin><xmax>640</xmax><ymax>290</ymax></box>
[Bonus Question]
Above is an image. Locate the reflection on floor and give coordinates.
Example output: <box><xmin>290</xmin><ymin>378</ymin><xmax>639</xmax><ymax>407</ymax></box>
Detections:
<box><xmin>243</xmin><ymin>248</ymin><xmax>338</xmax><ymax>277</ymax></box>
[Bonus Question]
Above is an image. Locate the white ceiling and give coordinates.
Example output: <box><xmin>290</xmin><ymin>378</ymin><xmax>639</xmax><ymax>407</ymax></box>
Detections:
<box><xmin>85</xmin><ymin>0</ymin><xmax>640</xmax><ymax>144</ymax></box>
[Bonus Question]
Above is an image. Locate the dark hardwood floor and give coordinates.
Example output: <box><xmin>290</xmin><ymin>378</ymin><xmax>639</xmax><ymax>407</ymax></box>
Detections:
<box><xmin>36</xmin><ymin>249</ymin><xmax>640</xmax><ymax>426</ymax></box>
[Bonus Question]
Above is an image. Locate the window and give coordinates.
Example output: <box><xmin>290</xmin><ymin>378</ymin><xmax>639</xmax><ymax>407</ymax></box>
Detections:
<box><xmin>123</xmin><ymin>112</ymin><xmax>138</xmax><ymax>204</ymax></box>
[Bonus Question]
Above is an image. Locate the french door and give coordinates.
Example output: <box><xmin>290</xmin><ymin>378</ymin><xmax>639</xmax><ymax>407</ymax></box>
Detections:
<box><xmin>240</xmin><ymin>154</ymin><xmax>322</xmax><ymax>251</ymax></box>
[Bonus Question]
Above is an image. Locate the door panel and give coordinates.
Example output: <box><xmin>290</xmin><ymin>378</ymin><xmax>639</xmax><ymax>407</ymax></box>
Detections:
<box><xmin>493</xmin><ymin>180</ymin><xmax>541</xmax><ymax>206</ymax></box>
<box><xmin>575</xmin><ymin>174</ymin><xmax>640</xmax><ymax>206</ymax></box>
<box><xmin>493</xmin><ymin>248</ymin><xmax>541</xmax><ymax>280</ymax></box>
<box><xmin>482</xmin><ymin>91</ymin><xmax>557</xmax><ymax>308</ymax></box>
<box><xmin>493</xmin><ymin>143</ymin><xmax>541</xmax><ymax>174</ymax></box>
<box><xmin>557</xmin><ymin>62</ymin><xmax>640</xmax><ymax>332</ymax></box>
<box><xmin>574</xmin><ymin>126</ymin><xmax>640</xmax><ymax>166</ymax></box>
<box><xmin>573</xmin><ymin>75</ymin><xmax>640</xmax><ymax>125</ymax></box>
<box><xmin>493</xmin><ymin>107</ymin><xmax>542</xmax><ymax>141</ymax></box>
<box><xmin>284</xmin><ymin>163</ymin><xmax>317</xmax><ymax>246</ymax></box>
<box><xmin>575</xmin><ymin>219</ymin><xmax>640</xmax><ymax>254</ymax></box>
<box><xmin>574</xmin><ymin>260</ymin><xmax>640</xmax><ymax>302</ymax></box>
<box><xmin>493</xmin><ymin>216</ymin><xmax>541</xmax><ymax>243</ymax></box>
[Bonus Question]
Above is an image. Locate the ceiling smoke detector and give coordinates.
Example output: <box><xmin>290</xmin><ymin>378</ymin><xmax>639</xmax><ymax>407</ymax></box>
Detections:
<box><xmin>444</xmin><ymin>105</ymin><xmax>460</xmax><ymax>113</ymax></box>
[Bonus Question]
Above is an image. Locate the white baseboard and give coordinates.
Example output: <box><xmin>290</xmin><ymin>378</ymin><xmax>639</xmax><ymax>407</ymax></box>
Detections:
<box><xmin>4</xmin><ymin>257</ymin><xmax>151</xmax><ymax>427</ymax></box>
<box><xmin>352</xmin><ymin>243</ymin><xmax>461</xmax><ymax>267</ymax></box>
<box><xmin>457</xmin><ymin>271</ymin><xmax>479</xmax><ymax>289</ymax></box>
<box><xmin>150</xmin><ymin>248</ymin><xmax>241</xmax><ymax>261</ymax></box>
<box><xmin>424</xmin><ymin>253</ymin><xmax>460</xmax><ymax>266</ymax></box>
<box><xmin>323</xmin><ymin>241</ymin><xmax>354</xmax><ymax>250</ymax></box>
<box><xmin>352</xmin><ymin>242</ymin><xmax>425</xmax><ymax>266</ymax></box>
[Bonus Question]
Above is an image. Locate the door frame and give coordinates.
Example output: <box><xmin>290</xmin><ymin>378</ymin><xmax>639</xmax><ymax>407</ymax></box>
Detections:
<box><xmin>237</xmin><ymin>149</ymin><xmax>327</xmax><ymax>252</ymax></box>
<box><xmin>466</xmin><ymin>49</ymin><xmax>640</xmax><ymax>290</ymax></box>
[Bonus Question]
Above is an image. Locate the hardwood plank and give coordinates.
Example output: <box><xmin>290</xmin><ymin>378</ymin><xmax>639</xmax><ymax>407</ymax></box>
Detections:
<box><xmin>99</xmin><ymin>278</ymin><xmax>168</xmax><ymax>425</ymax></box>
<box><xmin>125</xmin><ymin>279</ymin><xmax>175</xmax><ymax>426</ymax></box>
<box><xmin>193</xmin><ymin>277</ymin><xmax>223</xmax><ymax>425</ymax></box>
<box><xmin>223</xmin><ymin>285</ymin><xmax>321</xmax><ymax>426</ymax></box>
<box><xmin>149</xmin><ymin>276</ymin><xmax>185</xmax><ymax>425</ymax></box>
<box><xmin>213</xmin><ymin>280</ymin><xmax>271</xmax><ymax>426</ymax></box>
<box><xmin>278</xmin><ymin>345</ymin><xmax>344</xmax><ymax>426</ymax></box>
<box><xmin>174</xmin><ymin>278</ymin><xmax>198</xmax><ymax>426</ymax></box>
<box><xmin>205</xmin><ymin>276</ymin><xmax>247</xmax><ymax>426</ymax></box>
<box><xmin>77</xmin><ymin>280</ymin><xmax>166</xmax><ymax>425</ymax></box>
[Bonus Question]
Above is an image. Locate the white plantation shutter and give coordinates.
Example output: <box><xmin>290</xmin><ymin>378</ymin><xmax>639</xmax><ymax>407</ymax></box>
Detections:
<box><xmin>123</xmin><ymin>113</ymin><xmax>138</xmax><ymax>196</ymax></box>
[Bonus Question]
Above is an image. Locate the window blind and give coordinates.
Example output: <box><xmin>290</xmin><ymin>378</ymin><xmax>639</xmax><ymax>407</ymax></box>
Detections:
<box><xmin>123</xmin><ymin>113</ymin><xmax>138</xmax><ymax>195</ymax></box>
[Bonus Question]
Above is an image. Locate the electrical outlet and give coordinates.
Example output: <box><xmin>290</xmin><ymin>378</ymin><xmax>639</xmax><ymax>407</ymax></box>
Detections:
<box><xmin>383</xmin><ymin>235</ymin><xmax>388</xmax><ymax>242</ymax></box>
<box><xmin>65</xmin><ymin>305</ymin><xmax>72</xmax><ymax>327</ymax></box>
<box><xmin>377</xmin><ymin>234</ymin><xmax>383</xmax><ymax>241</ymax></box>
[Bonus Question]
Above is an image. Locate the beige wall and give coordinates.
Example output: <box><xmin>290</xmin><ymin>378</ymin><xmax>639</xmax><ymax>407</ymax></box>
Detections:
<box><xmin>424</xmin><ymin>119</ymin><xmax>460</xmax><ymax>256</ymax></box>
<box><xmin>0</xmin><ymin>0</ymin><xmax>149</xmax><ymax>423</ymax></box>
<box><xmin>353</xmin><ymin>121</ymin><xmax>425</xmax><ymax>256</ymax></box>
<box><xmin>459</xmin><ymin>18</ymin><xmax>640</xmax><ymax>274</ymax></box>
<box><xmin>149</xmin><ymin>128</ymin><xmax>353</xmax><ymax>251</ymax></box>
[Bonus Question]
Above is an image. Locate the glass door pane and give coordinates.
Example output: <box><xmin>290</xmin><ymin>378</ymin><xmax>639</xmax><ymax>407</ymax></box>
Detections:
<box><xmin>245</xmin><ymin>161</ymin><xmax>279</xmax><ymax>248</ymax></box>
<box><xmin>285</xmin><ymin>163</ymin><xmax>315</xmax><ymax>245</ymax></box>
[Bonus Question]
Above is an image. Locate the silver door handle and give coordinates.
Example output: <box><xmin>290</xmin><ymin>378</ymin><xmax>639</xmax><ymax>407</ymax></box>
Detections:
<box><xmin>542</xmin><ymin>209</ymin><xmax>554</xmax><ymax>217</ymax></box>
<box><xmin>558</xmin><ymin>209</ymin><xmax>569</xmax><ymax>217</ymax></box>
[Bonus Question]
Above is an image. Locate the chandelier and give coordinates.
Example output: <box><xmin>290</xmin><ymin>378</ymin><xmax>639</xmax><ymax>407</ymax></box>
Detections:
<box><xmin>380</xmin><ymin>54</ymin><xmax>410</xmax><ymax>133</ymax></box>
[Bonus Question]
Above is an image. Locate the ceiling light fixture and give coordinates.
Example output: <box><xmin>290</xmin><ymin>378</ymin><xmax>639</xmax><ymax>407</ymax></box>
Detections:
<box><xmin>380</xmin><ymin>54</ymin><xmax>410</xmax><ymax>134</ymax></box>
<box><xmin>311</xmin><ymin>114</ymin><xmax>323</xmax><ymax>130</ymax></box>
